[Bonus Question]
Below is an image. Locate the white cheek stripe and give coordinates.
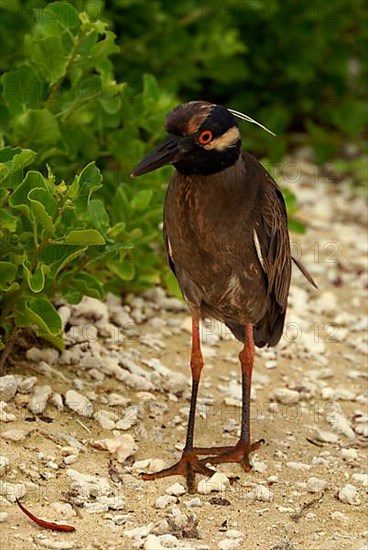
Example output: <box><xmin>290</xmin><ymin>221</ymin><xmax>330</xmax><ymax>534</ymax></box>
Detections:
<box><xmin>204</xmin><ymin>127</ymin><xmax>240</xmax><ymax>151</ymax></box>
<box><xmin>253</xmin><ymin>229</ymin><xmax>266</xmax><ymax>270</ymax></box>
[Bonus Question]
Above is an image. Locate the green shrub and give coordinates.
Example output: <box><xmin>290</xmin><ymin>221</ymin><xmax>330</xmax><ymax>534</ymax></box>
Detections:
<box><xmin>0</xmin><ymin>1</ymin><xmax>309</xmax><ymax>353</ymax></box>
<box><xmin>0</xmin><ymin>2</ymin><xmax>178</xmax><ymax>352</ymax></box>
<box><xmin>107</xmin><ymin>0</ymin><xmax>367</xmax><ymax>161</ymax></box>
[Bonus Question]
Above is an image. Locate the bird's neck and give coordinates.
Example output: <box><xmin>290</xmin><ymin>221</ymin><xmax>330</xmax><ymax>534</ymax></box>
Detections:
<box><xmin>173</xmin><ymin>143</ymin><xmax>241</xmax><ymax>176</ymax></box>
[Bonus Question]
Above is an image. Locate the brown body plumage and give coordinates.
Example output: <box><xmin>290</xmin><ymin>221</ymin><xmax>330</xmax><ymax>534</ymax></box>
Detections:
<box><xmin>164</xmin><ymin>151</ymin><xmax>291</xmax><ymax>348</ymax></box>
<box><xmin>132</xmin><ymin>101</ymin><xmax>316</xmax><ymax>493</ymax></box>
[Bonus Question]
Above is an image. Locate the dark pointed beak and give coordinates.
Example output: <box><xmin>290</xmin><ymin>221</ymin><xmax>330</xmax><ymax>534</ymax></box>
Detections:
<box><xmin>131</xmin><ymin>134</ymin><xmax>184</xmax><ymax>177</ymax></box>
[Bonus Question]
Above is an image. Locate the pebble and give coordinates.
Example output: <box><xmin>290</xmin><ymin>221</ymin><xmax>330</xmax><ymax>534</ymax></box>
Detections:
<box><xmin>306</xmin><ymin>477</ymin><xmax>327</xmax><ymax>493</ymax></box>
<box><xmin>0</xmin><ymin>456</ymin><xmax>10</xmax><ymax>476</ymax></box>
<box><xmin>108</xmin><ymin>393</ymin><xmax>131</xmax><ymax>407</ymax></box>
<box><xmin>321</xmin><ymin>388</ymin><xmax>356</xmax><ymax>401</ymax></box>
<box><xmin>286</xmin><ymin>461</ymin><xmax>311</xmax><ymax>471</ymax></box>
<box><xmin>0</xmin><ymin>512</ymin><xmax>8</xmax><ymax>522</ymax></box>
<box><xmin>0</xmin><ymin>375</ymin><xmax>18</xmax><ymax>402</ymax></box>
<box><xmin>50</xmin><ymin>393</ymin><xmax>64</xmax><ymax>411</ymax></box>
<box><xmin>1</xmin><ymin>428</ymin><xmax>28</xmax><ymax>441</ymax></box>
<box><xmin>17</xmin><ymin>376</ymin><xmax>38</xmax><ymax>394</ymax></box>
<box><xmin>91</xmin><ymin>433</ymin><xmax>137</xmax><ymax>463</ymax></box>
<box><xmin>352</xmin><ymin>473</ymin><xmax>368</xmax><ymax>487</ymax></box>
<box><xmin>252</xmin><ymin>460</ymin><xmax>267</xmax><ymax>473</ymax></box>
<box><xmin>143</xmin><ymin>535</ymin><xmax>165</xmax><ymax>550</ymax></box>
<box><xmin>26</xmin><ymin>347</ymin><xmax>59</xmax><ymax>365</ymax></box>
<box><xmin>73</xmin><ymin>296</ymin><xmax>108</xmax><ymax>320</ymax></box>
<box><xmin>65</xmin><ymin>389</ymin><xmax>93</xmax><ymax>417</ymax></box>
<box><xmin>166</xmin><ymin>482</ymin><xmax>186</xmax><ymax>496</ymax></box>
<box><xmin>0</xmin><ymin>481</ymin><xmax>26</xmax><ymax>502</ymax></box>
<box><xmin>341</xmin><ymin>448</ymin><xmax>358</xmax><ymax>460</ymax></box>
<box><xmin>110</xmin><ymin>366</ymin><xmax>154</xmax><ymax>392</ymax></box>
<box><xmin>155</xmin><ymin>494</ymin><xmax>177</xmax><ymax>509</ymax></box>
<box><xmin>327</xmin><ymin>409</ymin><xmax>355</xmax><ymax>439</ymax></box>
<box><xmin>143</xmin><ymin>358</ymin><xmax>188</xmax><ymax>395</ymax></box>
<box><xmin>66</xmin><ymin>468</ymin><xmax>111</xmax><ymax>498</ymax></box>
<box><xmin>28</xmin><ymin>385</ymin><xmax>52</xmax><ymax>414</ymax></box>
<box><xmin>132</xmin><ymin>458</ymin><xmax>167</xmax><ymax>474</ymax></box>
<box><xmin>354</xmin><ymin>422</ymin><xmax>368</xmax><ymax>437</ymax></box>
<box><xmin>94</xmin><ymin>410</ymin><xmax>116</xmax><ymax>430</ymax></box>
<box><xmin>312</xmin><ymin>428</ymin><xmax>339</xmax><ymax>443</ymax></box>
<box><xmin>198</xmin><ymin>472</ymin><xmax>230</xmax><ymax>494</ymax></box>
<box><xmin>338</xmin><ymin>484</ymin><xmax>361</xmax><ymax>505</ymax></box>
<box><xmin>84</xmin><ymin>495</ymin><xmax>125</xmax><ymax>513</ymax></box>
<box><xmin>115</xmin><ymin>406</ymin><xmax>139</xmax><ymax>430</ymax></box>
<box><xmin>330</xmin><ymin>511</ymin><xmax>348</xmax><ymax>521</ymax></box>
<box><xmin>218</xmin><ymin>539</ymin><xmax>242</xmax><ymax>550</ymax></box>
<box><xmin>58</xmin><ymin>305</ymin><xmax>71</xmax><ymax>327</ymax></box>
<box><xmin>49</xmin><ymin>501</ymin><xmax>76</xmax><ymax>518</ymax></box>
<box><xmin>185</xmin><ymin>497</ymin><xmax>201</xmax><ymax>508</ymax></box>
<box><xmin>253</xmin><ymin>484</ymin><xmax>274</xmax><ymax>502</ymax></box>
<box><xmin>124</xmin><ymin>523</ymin><xmax>154</xmax><ymax>539</ymax></box>
<box><xmin>0</xmin><ymin>401</ymin><xmax>16</xmax><ymax>422</ymax></box>
<box><xmin>278</xmin><ymin>506</ymin><xmax>295</xmax><ymax>513</ymax></box>
<box><xmin>316</xmin><ymin>290</ymin><xmax>337</xmax><ymax>313</ymax></box>
<box><xmin>36</xmin><ymin>539</ymin><xmax>75</xmax><ymax>549</ymax></box>
<box><xmin>63</xmin><ymin>454</ymin><xmax>78</xmax><ymax>465</ymax></box>
<box><xmin>300</xmin><ymin>329</ymin><xmax>326</xmax><ymax>354</ymax></box>
<box><xmin>273</xmin><ymin>388</ymin><xmax>300</xmax><ymax>404</ymax></box>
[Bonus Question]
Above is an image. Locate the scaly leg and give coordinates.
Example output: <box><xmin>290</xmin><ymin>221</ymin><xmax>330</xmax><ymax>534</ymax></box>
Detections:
<box><xmin>197</xmin><ymin>323</ymin><xmax>264</xmax><ymax>470</ymax></box>
<box><xmin>140</xmin><ymin>314</ymin><xmax>214</xmax><ymax>492</ymax></box>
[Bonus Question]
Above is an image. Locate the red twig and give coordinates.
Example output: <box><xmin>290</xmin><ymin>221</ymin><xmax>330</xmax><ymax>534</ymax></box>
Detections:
<box><xmin>16</xmin><ymin>499</ymin><xmax>76</xmax><ymax>532</ymax></box>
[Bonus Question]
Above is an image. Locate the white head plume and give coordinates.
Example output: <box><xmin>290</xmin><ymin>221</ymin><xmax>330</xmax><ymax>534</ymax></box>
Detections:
<box><xmin>228</xmin><ymin>108</ymin><xmax>276</xmax><ymax>137</ymax></box>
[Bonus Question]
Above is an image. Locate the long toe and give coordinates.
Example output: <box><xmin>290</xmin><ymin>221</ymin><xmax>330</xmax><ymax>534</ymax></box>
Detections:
<box><xmin>139</xmin><ymin>451</ymin><xmax>215</xmax><ymax>493</ymax></box>
<box><xmin>198</xmin><ymin>439</ymin><xmax>265</xmax><ymax>471</ymax></box>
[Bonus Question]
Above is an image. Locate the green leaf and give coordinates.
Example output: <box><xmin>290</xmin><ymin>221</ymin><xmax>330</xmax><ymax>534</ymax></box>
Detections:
<box><xmin>88</xmin><ymin>199</ymin><xmax>110</xmax><ymax>234</ymax></box>
<box><xmin>131</xmin><ymin>189</ymin><xmax>153</xmax><ymax>211</ymax></box>
<box><xmin>66</xmin><ymin>175</ymin><xmax>79</xmax><ymax>199</ymax></box>
<box><xmin>42</xmin><ymin>243</ymin><xmax>87</xmax><ymax>277</ymax></box>
<box><xmin>9</xmin><ymin>149</ymin><xmax>37</xmax><ymax>174</ymax></box>
<box><xmin>90</xmin><ymin>31</ymin><xmax>119</xmax><ymax>59</ymax></box>
<box><xmin>77</xmin><ymin>162</ymin><xmax>103</xmax><ymax>203</ymax></box>
<box><xmin>142</xmin><ymin>74</ymin><xmax>160</xmax><ymax>102</ymax></box>
<box><xmin>23</xmin><ymin>263</ymin><xmax>50</xmax><ymax>293</ymax></box>
<box><xmin>0</xmin><ymin>147</ymin><xmax>36</xmax><ymax>184</ymax></box>
<box><xmin>0</xmin><ymin>261</ymin><xmax>17</xmax><ymax>291</ymax></box>
<box><xmin>100</xmin><ymin>88</ymin><xmax>122</xmax><ymax>114</ymax></box>
<box><xmin>0</xmin><ymin>209</ymin><xmax>17</xmax><ymax>231</ymax></box>
<box><xmin>28</xmin><ymin>188</ymin><xmax>58</xmax><ymax>232</ymax></box>
<box><xmin>30</xmin><ymin>34</ymin><xmax>67</xmax><ymax>82</ymax></box>
<box><xmin>9</xmin><ymin>171</ymin><xmax>47</xmax><ymax>218</ymax></box>
<box><xmin>15</xmin><ymin>296</ymin><xmax>64</xmax><ymax>350</ymax></box>
<box><xmin>13</xmin><ymin>109</ymin><xmax>61</xmax><ymax>149</ymax></box>
<box><xmin>64</xmin><ymin>229</ymin><xmax>105</xmax><ymax>245</ymax></box>
<box><xmin>1</xmin><ymin>66</ymin><xmax>45</xmax><ymax>116</ymax></box>
<box><xmin>71</xmin><ymin>271</ymin><xmax>105</xmax><ymax>299</ymax></box>
<box><xmin>107</xmin><ymin>261</ymin><xmax>135</xmax><ymax>281</ymax></box>
<box><xmin>40</xmin><ymin>2</ymin><xmax>80</xmax><ymax>31</ymax></box>
<box><xmin>108</xmin><ymin>222</ymin><xmax>126</xmax><ymax>240</ymax></box>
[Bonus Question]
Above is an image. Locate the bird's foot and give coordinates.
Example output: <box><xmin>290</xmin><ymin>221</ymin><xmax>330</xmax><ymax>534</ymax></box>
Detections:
<box><xmin>139</xmin><ymin>450</ymin><xmax>215</xmax><ymax>494</ymax></box>
<box><xmin>195</xmin><ymin>438</ymin><xmax>265</xmax><ymax>472</ymax></box>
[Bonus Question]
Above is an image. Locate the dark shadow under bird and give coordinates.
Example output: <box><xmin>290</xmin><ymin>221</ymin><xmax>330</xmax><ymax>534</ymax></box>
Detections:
<box><xmin>132</xmin><ymin>100</ymin><xmax>316</xmax><ymax>493</ymax></box>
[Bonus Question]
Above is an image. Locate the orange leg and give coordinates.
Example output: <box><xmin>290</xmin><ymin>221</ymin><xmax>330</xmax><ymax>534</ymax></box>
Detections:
<box><xmin>140</xmin><ymin>314</ymin><xmax>215</xmax><ymax>493</ymax></box>
<box><xmin>196</xmin><ymin>323</ymin><xmax>264</xmax><ymax>470</ymax></box>
<box><xmin>140</xmin><ymin>322</ymin><xmax>263</xmax><ymax>492</ymax></box>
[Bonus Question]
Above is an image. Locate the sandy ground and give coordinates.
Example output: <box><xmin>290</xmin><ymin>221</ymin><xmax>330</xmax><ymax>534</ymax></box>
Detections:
<box><xmin>0</xmin><ymin>156</ymin><xmax>367</xmax><ymax>550</ymax></box>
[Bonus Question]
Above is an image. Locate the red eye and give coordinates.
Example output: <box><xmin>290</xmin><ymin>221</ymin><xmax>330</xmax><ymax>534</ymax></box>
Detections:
<box><xmin>198</xmin><ymin>130</ymin><xmax>213</xmax><ymax>145</ymax></box>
